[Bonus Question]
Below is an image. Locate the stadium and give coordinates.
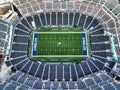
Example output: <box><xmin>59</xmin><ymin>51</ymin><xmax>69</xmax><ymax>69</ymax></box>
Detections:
<box><xmin>0</xmin><ymin>0</ymin><xmax>120</xmax><ymax>90</ymax></box>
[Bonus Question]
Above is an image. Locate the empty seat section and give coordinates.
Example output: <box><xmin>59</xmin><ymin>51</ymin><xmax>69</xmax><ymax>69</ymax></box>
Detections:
<box><xmin>91</xmin><ymin>28</ymin><xmax>104</xmax><ymax>35</ymax></box>
<box><xmin>34</xmin><ymin>14</ymin><xmax>42</xmax><ymax>28</ymax></box>
<box><xmin>42</xmin><ymin>64</ymin><xmax>49</xmax><ymax>80</ymax></box>
<box><xmin>100</xmin><ymin>74</ymin><xmax>110</xmax><ymax>81</ymax></box>
<box><xmin>52</xmin><ymin>82</ymin><xmax>59</xmax><ymax>89</ymax></box>
<box><xmin>44</xmin><ymin>82</ymin><xmax>51</xmax><ymax>89</ymax></box>
<box><xmin>91</xmin><ymin>44</ymin><xmax>107</xmax><ymax>51</ymax></box>
<box><xmin>57</xmin><ymin>65</ymin><xmax>63</xmax><ymax>81</ymax></box>
<box><xmin>21</xmin><ymin>18</ymin><xmax>32</xmax><ymax>31</ymax></box>
<box><xmin>21</xmin><ymin>61</ymin><xmax>32</xmax><ymax>73</ymax></box>
<box><xmin>14</xmin><ymin>28</ymin><xmax>29</xmax><ymax>35</ymax></box>
<box><xmin>12</xmin><ymin>44</ymin><xmax>28</xmax><ymax>51</ymax></box>
<box><xmin>103</xmin><ymin>84</ymin><xmax>116</xmax><ymax>90</ymax></box>
<box><xmin>40</xmin><ymin>13</ymin><xmax>46</xmax><ymax>26</ymax></box>
<box><xmin>68</xmin><ymin>82</ymin><xmax>75</xmax><ymax>89</ymax></box>
<box><xmin>18</xmin><ymin>76</ymin><xmax>26</xmax><ymax>83</ymax></box>
<box><xmin>16</xmin><ymin>23</ymin><xmax>29</xmax><ymax>32</ymax></box>
<box><xmin>36</xmin><ymin>63</ymin><xmax>45</xmax><ymax>79</ymax></box>
<box><xmin>10</xmin><ymin>72</ymin><xmax>23</xmax><ymax>81</ymax></box>
<box><xmin>93</xmin><ymin>52</ymin><xmax>107</xmax><ymax>58</ymax></box>
<box><xmin>81</xmin><ymin>62</ymin><xmax>91</xmax><ymax>75</ymax></box>
<box><xmin>26</xmin><ymin>16</ymin><xmax>33</xmax><ymax>29</ymax></box>
<box><xmin>33</xmin><ymin>80</ymin><xmax>43</xmax><ymax>89</ymax></box>
<box><xmin>5</xmin><ymin>84</ymin><xmax>16</xmax><ymax>90</ymax></box>
<box><xmin>61</xmin><ymin>82</ymin><xmax>68</xmax><ymax>89</ymax></box>
<box><xmin>113</xmin><ymin>82</ymin><xmax>120</xmax><ymax>89</ymax></box>
<box><xmin>87</xmin><ymin>60</ymin><xmax>99</xmax><ymax>73</ymax></box>
<box><xmin>63</xmin><ymin>13</ymin><xmax>68</xmax><ymax>25</ymax></box>
<box><xmin>71</xmin><ymin>64</ymin><xmax>77</xmax><ymax>81</ymax></box>
<box><xmin>107</xmin><ymin>61</ymin><xmax>115</xmax><ymax>69</ymax></box>
<box><xmin>85</xmin><ymin>78</ymin><xmax>95</xmax><ymax>86</ymax></box>
<box><xmin>91</xmin><ymin>36</ymin><xmax>109</xmax><ymax>43</ymax></box>
<box><xmin>50</xmin><ymin>65</ymin><xmax>56</xmax><ymax>81</ymax></box>
<box><xmin>13</xmin><ymin>36</ymin><xmax>29</xmax><ymax>43</ymax></box>
<box><xmin>84</xmin><ymin>16</ymin><xmax>93</xmax><ymax>29</ymax></box>
<box><xmin>91</xmin><ymin>59</ymin><xmax>104</xmax><ymax>70</ymax></box>
<box><xmin>64</xmin><ymin>64</ymin><xmax>70</xmax><ymax>81</ymax></box>
<box><xmin>77</xmin><ymin>80</ymin><xmax>86</xmax><ymax>89</ymax></box>
<box><xmin>29</xmin><ymin>62</ymin><xmax>39</xmax><ymax>75</ymax></box>
<box><xmin>93</xmin><ymin>25</ymin><xmax>103</xmax><ymax>31</ymax></box>
<box><xmin>75</xmin><ymin>63</ymin><xmax>84</xmax><ymax>78</ymax></box>
<box><xmin>11</xmin><ymin>56</ymin><xmax>27</xmax><ymax>65</ymax></box>
<box><xmin>88</xmin><ymin>18</ymin><xmax>100</xmax><ymax>30</ymax></box>
<box><xmin>73</xmin><ymin>13</ymin><xmax>80</xmax><ymax>26</ymax></box>
<box><xmin>15</xmin><ymin>60</ymin><xmax>28</xmax><ymax>70</ymax></box>
<box><xmin>11</xmin><ymin>52</ymin><xmax>25</xmax><ymax>58</ymax></box>
<box><xmin>94</xmin><ymin>56</ymin><xmax>107</xmax><ymax>63</ymax></box>
<box><xmin>57</xmin><ymin>12</ymin><xmax>62</xmax><ymax>25</ymax></box>
<box><xmin>51</xmin><ymin>12</ymin><xmax>56</xmax><ymax>25</ymax></box>
<box><xmin>69</xmin><ymin>13</ymin><xmax>74</xmax><ymax>26</ymax></box>
<box><xmin>24</xmin><ymin>78</ymin><xmax>35</xmax><ymax>87</ymax></box>
<box><xmin>91</xmin><ymin>74</ymin><xmax>102</xmax><ymax>83</ymax></box>
<box><xmin>5</xmin><ymin>61</ymin><xmax>12</xmax><ymax>67</ymax></box>
<box><xmin>78</xmin><ymin>14</ymin><xmax>86</xmax><ymax>28</ymax></box>
<box><xmin>19</xmin><ymin>85</ymin><xmax>29</xmax><ymax>90</ymax></box>
<box><xmin>46</xmin><ymin>13</ymin><xmax>50</xmax><ymax>25</ymax></box>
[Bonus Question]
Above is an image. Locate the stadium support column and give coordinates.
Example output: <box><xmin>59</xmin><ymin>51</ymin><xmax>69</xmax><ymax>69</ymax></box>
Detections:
<box><xmin>56</xmin><ymin>12</ymin><xmax>58</xmax><ymax>26</ymax></box>
<box><xmin>50</xmin><ymin>12</ymin><xmax>52</xmax><ymax>26</ymax></box>
<box><xmin>62</xmin><ymin>12</ymin><xmax>63</xmax><ymax>26</ymax></box>
<box><xmin>68</xmin><ymin>13</ymin><xmax>70</xmax><ymax>26</ymax></box>
<box><xmin>72</xmin><ymin>12</ymin><xmax>75</xmax><ymax>27</ymax></box>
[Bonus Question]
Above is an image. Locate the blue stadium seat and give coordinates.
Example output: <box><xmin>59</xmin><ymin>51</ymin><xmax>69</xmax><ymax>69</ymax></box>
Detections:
<box><xmin>57</xmin><ymin>64</ymin><xmax>63</xmax><ymax>81</ymax></box>
<box><xmin>21</xmin><ymin>61</ymin><xmax>33</xmax><ymax>73</ymax></box>
<box><xmin>50</xmin><ymin>64</ymin><xmax>56</xmax><ymax>81</ymax></box>
<box><xmin>29</xmin><ymin>62</ymin><xmax>39</xmax><ymax>75</ymax></box>
<box><xmin>81</xmin><ymin>61</ymin><xmax>92</xmax><ymax>75</ymax></box>
<box><xmin>91</xmin><ymin>74</ymin><xmax>102</xmax><ymax>83</ymax></box>
<box><xmin>42</xmin><ymin>64</ymin><xmax>49</xmax><ymax>80</ymax></box>
<box><xmin>73</xmin><ymin>13</ymin><xmax>80</xmax><ymax>27</ymax></box>
<box><xmin>57</xmin><ymin>12</ymin><xmax>62</xmax><ymax>25</ymax></box>
<box><xmin>63</xmin><ymin>13</ymin><xmax>68</xmax><ymax>25</ymax></box>
<box><xmin>33</xmin><ymin>79</ymin><xmax>43</xmax><ymax>89</ymax></box>
<box><xmin>14</xmin><ymin>28</ymin><xmax>29</xmax><ymax>35</ymax></box>
<box><xmin>77</xmin><ymin>79</ymin><xmax>86</xmax><ymax>89</ymax></box>
<box><xmin>75</xmin><ymin>63</ymin><xmax>84</xmax><ymax>78</ymax></box>
<box><xmin>39</xmin><ymin>13</ymin><xmax>46</xmax><ymax>26</ymax></box>
<box><xmin>78</xmin><ymin>14</ymin><xmax>86</xmax><ymax>28</ymax></box>
<box><xmin>69</xmin><ymin>13</ymin><xmax>74</xmax><ymax>26</ymax></box>
<box><xmin>87</xmin><ymin>60</ymin><xmax>99</xmax><ymax>73</ymax></box>
<box><xmin>71</xmin><ymin>64</ymin><xmax>77</xmax><ymax>81</ymax></box>
<box><xmin>64</xmin><ymin>64</ymin><xmax>70</xmax><ymax>81</ymax></box>
<box><xmin>44</xmin><ymin>82</ymin><xmax>51</xmax><ymax>89</ymax></box>
<box><xmin>85</xmin><ymin>78</ymin><xmax>95</xmax><ymax>86</ymax></box>
<box><xmin>46</xmin><ymin>13</ymin><xmax>50</xmax><ymax>25</ymax></box>
<box><xmin>34</xmin><ymin>14</ymin><xmax>42</xmax><ymax>28</ymax></box>
<box><xmin>51</xmin><ymin>12</ymin><xmax>56</xmax><ymax>25</ymax></box>
<box><xmin>36</xmin><ymin>63</ymin><xmax>45</xmax><ymax>79</ymax></box>
<box><xmin>15</xmin><ymin>59</ymin><xmax>29</xmax><ymax>70</ymax></box>
<box><xmin>21</xmin><ymin>18</ymin><xmax>32</xmax><ymax>31</ymax></box>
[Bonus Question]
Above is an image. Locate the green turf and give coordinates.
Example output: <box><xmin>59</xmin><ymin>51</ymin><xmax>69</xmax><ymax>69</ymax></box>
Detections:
<box><xmin>29</xmin><ymin>27</ymin><xmax>90</xmax><ymax>62</ymax></box>
<box><xmin>37</xmin><ymin>33</ymin><xmax>82</xmax><ymax>55</ymax></box>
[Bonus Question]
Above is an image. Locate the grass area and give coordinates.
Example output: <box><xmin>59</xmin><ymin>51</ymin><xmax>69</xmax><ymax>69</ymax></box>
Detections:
<box><xmin>29</xmin><ymin>27</ymin><xmax>90</xmax><ymax>62</ymax></box>
<box><xmin>37</xmin><ymin>33</ymin><xmax>82</xmax><ymax>55</ymax></box>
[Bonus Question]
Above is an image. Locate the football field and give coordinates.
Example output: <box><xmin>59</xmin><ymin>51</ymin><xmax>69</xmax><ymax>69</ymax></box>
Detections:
<box><xmin>29</xmin><ymin>28</ymin><xmax>90</xmax><ymax>62</ymax></box>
